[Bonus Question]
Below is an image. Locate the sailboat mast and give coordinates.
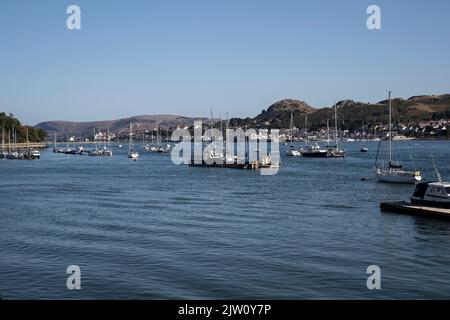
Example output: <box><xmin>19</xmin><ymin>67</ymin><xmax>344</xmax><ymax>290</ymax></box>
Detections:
<box><xmin>327</xmin><ymin>119</ymin><xmax>330</xmax><ymax>148</ymax></box>
<box><xmin>305</xmin><ymin>114</ymin><xmax>308</xmax><ymax>145</ymax></box>
<box><xmin>290</xmin><ymin>111</ymin><xmax>293</xmax><ymax>130</ymax></box>
<box><xmin>388</xmin><ymin>90</ymin><xmax>392</xmax><ymax>163</ymax></box>
<box><xmin>210</xmin><ymin>108</ymin><xmax>214</xmax><ymax>141</ymax></box>
<box><xmin>334</xmin><ymin>102</ymin><xmax>339</xmax><ymax>150</ymax></box>
<box><xmin>129</xmin><ymin>123</ymin><xmax>132</xmax><ymax>153</ymax></box>
<box><xmin>210</xmin><ymin>108</ymin><xmax>214</xmax><ymax>130</ymax></box>
<box><xmin>108</xmin><ymin>125</ymin><xmax>111</xmax><ymax>150</ymax></box>
<box><xmin>26</xmin><ymin>128</ymin><xmax>29</xmax><ymax>153</ymax></box>
<box><xmin>1</xmin><ymin>126</ymin><xmax>4</xmax><ymax>152</ymax></box>
<box><xmin>8</xmin><ymin>129</ymin><xmax>11</xmax><ymax>153</ymax></box>
<box><xmin>220</xmin><ymin>112</ymin><xmax>223</xmax><ymax>137</ymax></box>
<box><xmin>93</xmin><ymin>128</ymin><xmax>97</xmax><ymax>151</ymax></box>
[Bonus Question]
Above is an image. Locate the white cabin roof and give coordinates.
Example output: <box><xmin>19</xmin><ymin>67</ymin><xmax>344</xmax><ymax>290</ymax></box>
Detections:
<box><xmin>429</xmin><ymin>182</ymin><xmax>450</xmax><ymax>188</ymax></box>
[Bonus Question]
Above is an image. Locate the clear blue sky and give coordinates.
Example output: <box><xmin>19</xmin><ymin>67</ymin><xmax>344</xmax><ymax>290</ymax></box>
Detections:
<box><xmin>1</xmin><ymin>0</ymin><xmax>449</xmax><ymax>125</ymax></box>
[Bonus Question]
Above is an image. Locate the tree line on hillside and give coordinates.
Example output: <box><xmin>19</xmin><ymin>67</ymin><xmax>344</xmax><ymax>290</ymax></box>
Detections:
<box><xmin>0</xmin><ymin>112</ymin><xmax>47</xmax><ymax>142</ymax></box>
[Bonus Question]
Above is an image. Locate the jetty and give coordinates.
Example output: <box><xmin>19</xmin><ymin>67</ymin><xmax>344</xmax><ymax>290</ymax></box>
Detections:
<box><xmin>380</xmin><ymin>201</ymin><xmax>450</xmax><ymax>219</ymax></box>
<box><xmin>1</xmin><ymin>142</ymin><xmax>47</xmax><ymax>150</ymax></box>
<box><xmin>189</xmin><ymin>159</ymin><xmax>274</xmax><ymax>170</ymax></box>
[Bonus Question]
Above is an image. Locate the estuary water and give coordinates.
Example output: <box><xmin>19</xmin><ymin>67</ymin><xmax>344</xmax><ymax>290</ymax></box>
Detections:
<box><xmin>1</xmin><ymin>140</ymin><xmax>450</xmax><ymax>299</ymax></box>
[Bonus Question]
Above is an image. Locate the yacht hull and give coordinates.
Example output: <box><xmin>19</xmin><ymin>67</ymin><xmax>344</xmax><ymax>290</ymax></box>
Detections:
<box><xmin>301</xmin><ymin>152</ymin><xmax>328</xmax><ymax>158</ymax></box>
<box><xmin>374</xmin><ymin>170</ymin><xmax>421</xmax><ymax>184</ymax></box>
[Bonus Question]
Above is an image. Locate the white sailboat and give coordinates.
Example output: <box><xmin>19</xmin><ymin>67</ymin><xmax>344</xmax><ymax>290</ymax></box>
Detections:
<box><xmin>373</xmin><ymin>91</ymin><xmax>421</xmax><ymax>183</ymax></box>
<box><xmin>128</xmin><ymin>122</ymin><xmax>139</xmax><ymax>160</ymax></box>
<box><xmin>328</xmin><ymin>102</ymin><xmax>345</xmax><ymax>157</ymax></box>
<box><xmin>23</xmin><ymin>128</ymin><xmax>40</xmax><ymax>160</ymax></box>
<box><xmin>103</xmin><ymin>125</ymin><xmax>113</xmax><ymax>156</ymax></box>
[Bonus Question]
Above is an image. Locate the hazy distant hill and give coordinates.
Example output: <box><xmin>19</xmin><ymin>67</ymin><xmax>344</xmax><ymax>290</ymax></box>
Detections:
<box><xmin>35</xmin><ymin>115</ymin><xmax>208</xmax><ymax>138</ymax></box>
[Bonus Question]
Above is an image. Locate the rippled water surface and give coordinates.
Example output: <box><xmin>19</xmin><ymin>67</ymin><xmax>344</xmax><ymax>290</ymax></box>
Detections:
<box><xmin>1</xmin><ymin>140</ymin><xmax>450</xmax><ymax>299</ymax></box>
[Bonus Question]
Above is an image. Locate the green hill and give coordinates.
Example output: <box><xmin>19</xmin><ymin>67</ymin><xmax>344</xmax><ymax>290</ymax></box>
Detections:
<box><xmin>230</xmin><ymin>94</ymin><xmax>450</xmax><ymax>131</ymax></box>
<box><xmin>0</xmin><ymin>112</ymin><xmax>47</xmax><ymax>142</ymax></box>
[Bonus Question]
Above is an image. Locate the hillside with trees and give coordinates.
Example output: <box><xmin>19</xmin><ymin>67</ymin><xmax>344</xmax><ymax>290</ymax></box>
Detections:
<box><xmin>0</xmin><ymin>112</ymin><xmax>47</xmax><ymax>142</ymax></box>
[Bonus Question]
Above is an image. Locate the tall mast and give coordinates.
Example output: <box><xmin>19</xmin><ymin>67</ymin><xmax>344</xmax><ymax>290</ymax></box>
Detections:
<box><xmin>388</xmin><ymin>90</ymin><xmax>392</xmax><ymax>163</ymax></box>
<box><xmin>290</xmin><ymin>111</ymin><xmax>294</xmax><ymax>130</ymax></box>
<box><xmin>157</xmin><ymin>127</ymin><xmax>160</xmax><ymax>146</ymax></box>
<box><xmin>334</xmin><ymin>101</ymin><xmax>339</xmax><ymax>150</ymax></box>
<box><xmin>108</xmin><ymin>125</ymin><xmax>111</xmax><ymax>150</ymax></box>
<box><xmin>210</xmin><ymin>108</ymin><xmax>214</xmax><ymax>130</ymax></box>
<box><xmin>129</xmin><ymin>122</ymin><xmax>132</xmax><ymax>153</ymax></box>
<box><xmin>210</xmin><ymin>108</ymin><xmax>214</xmax><ymax>141</ymax></box>
<box><xmin>220</xmin><ymin>112</ymin><xmax>223</xmax><ymax>137</ymax></box>
<box><xmin>93</xmin><ymin>128</ymin><xmax>97</xmax><ymax>151</ymax></box>
<box><xmin>26</xmin><ymin>128</ymin><xmax>29</xmax><ymax>153</ymax></box>
<box><xmin>305</xmin><ymin>114</ymin><xmax>308</xmax><ymax>145</ymax></box>
<box><xmin>327</xmin><ymin>119</ymin><xmax>330</xmax><ymax>148</ymax></box>
<box><xmin>1</xmin><ymin>125</ymin><xmax>4</xmax><ymax>152</ymax></box>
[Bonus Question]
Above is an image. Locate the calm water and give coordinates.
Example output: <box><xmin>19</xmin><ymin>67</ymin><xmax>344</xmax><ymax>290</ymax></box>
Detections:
<box><xmin>1</xmin><ymin>140</ymin><xmax>450</xmax><ymax>299</ymax></box>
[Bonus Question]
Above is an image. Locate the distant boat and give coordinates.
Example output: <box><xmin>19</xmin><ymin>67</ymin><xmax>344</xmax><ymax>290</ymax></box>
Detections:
<box><xmin>52</xmin><ymin>132</ymin><xmax>58</xmax><ymax>153</ymax></box>
<box><xmin>392</xmin><ymin>135</ymin><xmax>415</xmax><ymax>141</ymax></box>
<box><xmin>5</xmin><ymin>126</ymin><xmax>22</xmax><ymax>160</ymax></box>
<box><xmin>88</xmin><ymin>127</ymin><xmax>112</xmax><ymax>157</ymax></box>
<box><xmin>361</xmin><ymin>146</ymin><xmax>368</xmax><ymax>153</ymax></box>
<box><xmin>300</xmin><ymin>143</ymin><xmax>328</xmax><ymax>158</ymax></box>
<box><xmin>373</xmin><ymin>91</ymin><xmax>421</xmax><ymax>184</ymax></box>
<box><xmin>300</xmin><ymin>114</ymin><xmax>328</xmax><ymax>158</ymax></box>
<box><xmin>128</xmin><ymin>122</ymin><xmax>139</xmax><ymax>160</ymax></box>
<box><xmin>24</xmin><ymin>149</ymin><xmax>40</xmax><ymax>160</ymax></box>
<box><xmin>286</xmin><ymin>145</ymin><xmax>302</xmax><ymax>157</ymax></box>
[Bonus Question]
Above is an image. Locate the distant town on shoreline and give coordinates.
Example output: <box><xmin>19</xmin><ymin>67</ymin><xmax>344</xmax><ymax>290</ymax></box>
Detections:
<box><xmin>2</xmin><ymin>94</ymin><xmax>450</xmax><ymax>143</ymax></box>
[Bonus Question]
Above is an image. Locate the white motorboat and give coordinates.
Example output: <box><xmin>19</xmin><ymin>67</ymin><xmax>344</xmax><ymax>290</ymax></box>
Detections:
<box><xmin>411</xmin><ymin>181</ymin><xmax>450</xmax><ymax>208</ymax></box>
<box><xmin>286</xmin><ymin>145</ymin><xmax>301</xmax><ymax>157</ymax></box>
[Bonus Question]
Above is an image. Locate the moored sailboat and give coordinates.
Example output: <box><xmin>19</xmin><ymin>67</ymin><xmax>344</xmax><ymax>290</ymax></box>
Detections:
<box><xmin>327</xmin><ymin>102</ymin><xmax>346</xmax><ymax>158</ymax></box>
<box><xmin>300</xmin><ymin>114</ymin><xmax>328</xmax><ymax>158</ymax></box>
<box><xmin>128</xmin><ymin>122</ymin><xmax>139</xmax><ymax>160</ymax></box>
<box><xmin>373</xmin><ymin>91</ymin><xmax>421</xmax><ymax>183</ymax></box>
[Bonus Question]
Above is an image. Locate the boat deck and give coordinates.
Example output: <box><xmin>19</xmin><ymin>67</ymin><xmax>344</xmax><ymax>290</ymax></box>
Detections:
<box><xmin>380</xmin><ymin>201</ymin><xmax>450</xmax><ymax>219</ymax></box>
